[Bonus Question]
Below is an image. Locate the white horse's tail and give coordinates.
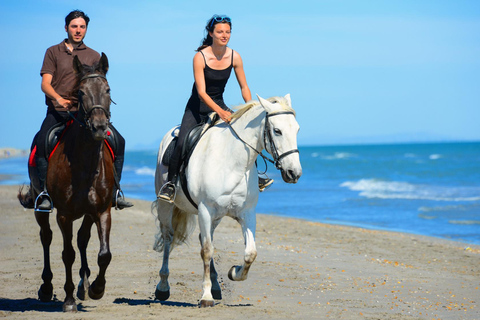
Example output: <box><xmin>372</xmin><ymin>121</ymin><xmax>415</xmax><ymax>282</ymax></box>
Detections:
<box><xmin>152</xmin><ymin>201</ymin><xmax>197</xmax><ymax>253</ymax></box>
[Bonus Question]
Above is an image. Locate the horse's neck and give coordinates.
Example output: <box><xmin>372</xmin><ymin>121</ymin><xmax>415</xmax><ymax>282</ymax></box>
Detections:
<box><xmin>228</xmin><ymin>104</ymin><xmax>266</xmax><ymax>163</ymax></box>
<box><xmin>68</xmin><ymin>125</ymin><xmax>105</xmax><ymax>163</ymax></box>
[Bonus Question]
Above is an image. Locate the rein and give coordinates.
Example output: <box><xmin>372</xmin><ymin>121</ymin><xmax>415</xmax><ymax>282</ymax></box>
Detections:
<box><xmin>226</xmin><ymin>110</ymin><xmax>299</xmax><ymax>170</ymax></box>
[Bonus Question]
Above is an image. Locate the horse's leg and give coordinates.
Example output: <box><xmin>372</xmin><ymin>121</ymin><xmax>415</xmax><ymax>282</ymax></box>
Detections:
<box><xmin>89</xmin><ymin>211</ymin><xmax>112</xmax><ymax>300</ymax></box>
<box><xmin>198</xmin><ymin>204</ymin><xmax>215</xmax><ymax>307</ymax></box>
<box><xmin>77</xmin><ymin>215</ymin><xmax>94</xmax><ymax>300</ymax></box>
<box><xmin>198</xmin><ymin>219</ymin><xmax>222</xmax><ymax>300</ymax></box>
<box><xmin>34</xmin><ymin>212</ymin><xmax>54</xmax><ymax>302</ymax></box>
<box><xmin>154</xmin><ymin>202</ymin><xmax>175</xmax><ymax>301</ymax></box>
<box><xmin>228</xmin><ymin>210</ymin><xmax>257</xmax><ymax>281</ymax></box>
<box><xmin>56</xmin><ymin>213</ymin><xmax>77</xmax><ymax>312</ymax></box>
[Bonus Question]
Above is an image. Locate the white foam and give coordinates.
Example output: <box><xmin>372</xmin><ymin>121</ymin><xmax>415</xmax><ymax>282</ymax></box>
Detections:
<box><xmin>340</xmin><ymin>179</ymin><xmax>480</xmax><ymax>202</ymax></box>
<box><xmin>429</xmin><ymin>154</ymin><xmax>442</xmax><ymax>160</ymax></box>
<box><xmin>134</xmin><ymin>166</ymin><xmax>156</xmax><ymax>177</ymax></box>
<box><xmin>321</xmin><ymin>152</ymin><xmax>357</xmax><ymax>160</ymax></box>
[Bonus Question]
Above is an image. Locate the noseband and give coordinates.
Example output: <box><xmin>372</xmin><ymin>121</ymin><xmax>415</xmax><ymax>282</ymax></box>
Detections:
<box><xmin>76</xmin><ymin>73</ymin><xmax>111</xmax><ymax>128</ymax></box>
<box><xmin>264</xmin><ymin>111</ymin><xmax>300</xmax><ymax>170</ymax></box>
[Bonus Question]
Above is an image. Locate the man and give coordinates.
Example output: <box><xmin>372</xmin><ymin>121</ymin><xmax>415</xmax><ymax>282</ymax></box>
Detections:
<box><xmin>34</xmin><ymin>10</ymin><xmax>132</xmax><ymax>210</ymax></box>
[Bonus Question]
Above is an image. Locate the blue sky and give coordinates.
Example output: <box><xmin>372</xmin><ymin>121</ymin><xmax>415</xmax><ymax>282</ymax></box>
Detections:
<box><xmin>1</xmin><ymin>0</ymin><xmax>479</xmax><ymax>150</ymax></box>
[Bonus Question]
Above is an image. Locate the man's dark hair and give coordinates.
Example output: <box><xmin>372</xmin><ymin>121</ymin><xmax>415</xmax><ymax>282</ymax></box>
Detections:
<box><xmin>65</xmin><ymin>10</ymin><xmax>90</xmax><ymax>27</ymax></box>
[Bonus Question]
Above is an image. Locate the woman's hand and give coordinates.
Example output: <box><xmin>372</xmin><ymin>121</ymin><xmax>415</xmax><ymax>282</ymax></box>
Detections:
<box><xmin>218</xmin><ymin>109</ymin><xmax>232</xmax><ymax>123</ymax></box>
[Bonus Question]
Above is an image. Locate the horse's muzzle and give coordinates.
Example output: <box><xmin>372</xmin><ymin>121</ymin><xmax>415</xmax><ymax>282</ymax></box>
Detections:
<box><xmin>87</xmin><ymin>107</ymin><xmax>109</xmax><ymax>140</ymax></box>
<box><xmin>281</xmin><ymin>168</ymin><xmax>302</xmax><ymax>184</ymax></box>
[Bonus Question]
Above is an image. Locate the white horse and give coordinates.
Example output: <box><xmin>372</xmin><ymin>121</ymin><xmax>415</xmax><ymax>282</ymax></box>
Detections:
<box><xmin>152</xmin><ymin>94</ymin><xmax>302</xmax><ymax>307</ymax></box>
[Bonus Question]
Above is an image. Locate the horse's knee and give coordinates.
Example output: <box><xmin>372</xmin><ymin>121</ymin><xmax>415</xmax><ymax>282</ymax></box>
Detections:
<box><xmin>62</xmin><ymin>249</ymin><xmax>75</xmax><ymax>266</ymax></box>
<box><xmin>98</xmin><ymin>250</ymin><xmax>112</xmax><ymax>267</ymax></box>
<box><xmin>39</xmin><ymin>228</ymin><xmax>53</xmax><ymax>246</ymax></box>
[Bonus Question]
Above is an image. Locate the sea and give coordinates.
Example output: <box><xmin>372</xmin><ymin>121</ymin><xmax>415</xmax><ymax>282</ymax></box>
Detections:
<box><xmin>1</xmin><ymin>142</ymin><xmax>479</xmax><ymax>245</ymax></box>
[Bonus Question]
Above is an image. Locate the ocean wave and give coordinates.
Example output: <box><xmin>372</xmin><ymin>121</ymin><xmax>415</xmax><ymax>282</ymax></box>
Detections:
<box><xmin>429</xmin><ymin>154</ymin><xmax>442</xmax><ymax>160</ymax></box>
<box><xmin>134</xmin><ymin>166</ymin><xmax>156</xmax><ymax>177</ymax></box>
<box><xmin>340</xmin><ymin>179</ymin><xmax>480</xmax><ymax>202</ymax></box>
<box><xmin>419</xmin><ymin>205</ymin><xmax>468</xmax><ymax>212</ymax></box>
<box><xmin>449</xmin><ymin>220</ymin><xmax>480</xmax><ymax>225</ymax></box>
<box><xmin>321</xmin><ymin>152</ymin><xmax>357</xmax><ymax>160</ymax></box>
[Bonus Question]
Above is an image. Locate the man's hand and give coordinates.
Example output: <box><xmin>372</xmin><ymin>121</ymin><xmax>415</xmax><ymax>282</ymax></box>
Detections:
<box><xmin>56</xmin><ymin>97</ymin><xmax>73</xmax><ymax>110</ymax></box>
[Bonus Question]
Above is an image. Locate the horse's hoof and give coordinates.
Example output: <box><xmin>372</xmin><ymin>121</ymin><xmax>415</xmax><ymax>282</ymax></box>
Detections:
<box><xmin>88</xmin><ymin>282</ymin><xmax>105</xmax><ymax>300</ymax></box>
<box><xmin>38</xmin><ymin>284</ymin><xmax>53</xmax><ymax>302</ymax></box>
<box><xmin>155</xmin><ymin>288</ymin><xmax>170</xmax><ymax>301</ymax></box>
<box><xmin>199</xmin><ymin>299</ymin><xmax>215</xmax><ymax>308</ymax></box>
<box><xmin>228</xmin><ymin>265</ymin><xmax>239</xmax><ymax>281</ymax></box>
<box><xmin>62</xmin><ymin>303</ymin><xmax>77</xmax><ymax>312</ymax></box>
<box><xmin>211</xmin><ymin>289</ymin><xmax>222</xmax><ymax>300</ymax></box>
<box><xmin>77</xmin><ymin>279</ymin><xmax>90</xmax><ymax>300</ymax></box>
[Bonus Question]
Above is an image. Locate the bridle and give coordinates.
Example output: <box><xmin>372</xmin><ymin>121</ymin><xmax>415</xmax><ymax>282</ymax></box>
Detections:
<box><xmin>227</xmin><ymin>110</ymin><xmax>299</xmax><ymax>170</ymax></box>
<box><xmin>264</xmin><ymin>111</ymin><xmax>299</xmax><ymax>170</ymax></box>
<box><xmin>69</xmin><ymin>73</ymin><xmax>112</xmax><ymax>128</ymax></box>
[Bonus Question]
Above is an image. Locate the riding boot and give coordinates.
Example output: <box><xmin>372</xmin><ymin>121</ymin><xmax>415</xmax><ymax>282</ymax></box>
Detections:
<box><xmin>158</xmin><ymin>174</ymin><xmax>177</xmax><ymax>203</ymax></box>
<box><xmin>112</xmin><ymin>155</ymin><xmax>133</xmax><ymax>210</ymax></box>
<box><xmin>35</xmin><ymin>156</ymin><xmax>52</xmax><ymax>211</ymax></box>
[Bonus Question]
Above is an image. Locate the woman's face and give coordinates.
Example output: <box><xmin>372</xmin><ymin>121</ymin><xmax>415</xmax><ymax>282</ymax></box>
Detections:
<box><xmin>209</xmin><ymin>23</ymin><xmax>231</xmax><ymax>46</ymax></box>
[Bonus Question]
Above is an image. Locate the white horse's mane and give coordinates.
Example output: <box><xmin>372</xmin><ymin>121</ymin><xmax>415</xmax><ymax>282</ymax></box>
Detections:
<box><xmin>230</xmin><ymin>96</ymin><xmax>296</xmax><ymax>121</ymax></box>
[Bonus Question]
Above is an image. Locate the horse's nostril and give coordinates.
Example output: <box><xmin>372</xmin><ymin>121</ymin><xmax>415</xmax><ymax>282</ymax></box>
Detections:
<box><xmin>287</xmin><ymin>170</ymin><xmax>295</xmax><ymax>179</ymax></box>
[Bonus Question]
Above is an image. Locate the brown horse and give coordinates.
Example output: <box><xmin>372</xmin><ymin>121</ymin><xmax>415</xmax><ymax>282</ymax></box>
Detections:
<box><xmin>18</xmin><ymin>53</ymin><xmax>115</xmax><ymax>312</ymax></box>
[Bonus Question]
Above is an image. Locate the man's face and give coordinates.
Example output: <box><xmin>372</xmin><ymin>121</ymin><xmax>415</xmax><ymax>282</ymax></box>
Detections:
<box><xmin>65</xmin><ymin>17</ymin><xmax>87</xmax><ymax>44</ymax></box>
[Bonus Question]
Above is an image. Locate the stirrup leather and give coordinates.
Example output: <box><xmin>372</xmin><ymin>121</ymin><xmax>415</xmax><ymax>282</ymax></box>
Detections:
<box><xmin>34</xmin><ymin>191</ymin><xmax>53</xmax><ymax>213</ymax></box>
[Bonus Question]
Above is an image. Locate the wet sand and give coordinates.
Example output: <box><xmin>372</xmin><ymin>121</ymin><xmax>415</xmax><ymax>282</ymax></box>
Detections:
<box><xmin>0</xmin><ymin>184</ymin><xmax>479</xmax><ymax>319</ymax></box>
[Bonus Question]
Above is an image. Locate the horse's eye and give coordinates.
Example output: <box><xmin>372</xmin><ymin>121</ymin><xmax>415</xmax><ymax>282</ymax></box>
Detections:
<box><xmin>106</xmin><ymin>88</ymin><xmax>111</xmax><ymax>94</ymax></box>
<box><xmin>78</xmin><ymin>90</ymin><xmax>85</xmax><ymax>96</ymax></box>
<box><xmin>274</xmin><ymin>128</ymin><xmax>282</xmax><ymax>136</ymax></box>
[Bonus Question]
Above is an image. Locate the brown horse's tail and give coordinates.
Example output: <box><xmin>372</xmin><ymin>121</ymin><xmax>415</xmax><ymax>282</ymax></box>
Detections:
<box><xmin>18</xmin><ymin>185</ymin><xmax>35</xmax><ymax>209</ymax></box>
<box><xmin>152</xmin><ymin>201</ymin><xmax>196</xmax><ymax>253</ymax></box>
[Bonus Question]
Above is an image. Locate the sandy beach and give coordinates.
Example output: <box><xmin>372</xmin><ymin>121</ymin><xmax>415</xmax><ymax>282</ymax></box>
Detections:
<box><xmin>0</xmin><ymin>184</ymin><xmax>479</xmax><ymax>319</ymax></box>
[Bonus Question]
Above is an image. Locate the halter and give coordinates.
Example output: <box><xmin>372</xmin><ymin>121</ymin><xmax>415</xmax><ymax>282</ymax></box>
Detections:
<box><xmin>227</xmin><ymin>110</ymin><xmax>299</xmax><ymax>170</ymax></box>
<box><xmin>74</xmin><ymin>73</ymin><xmax>112</xmax><ymax>128</ymax></box>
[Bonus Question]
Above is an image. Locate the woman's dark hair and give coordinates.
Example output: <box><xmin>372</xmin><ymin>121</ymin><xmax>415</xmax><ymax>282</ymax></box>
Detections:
<box><xmin>196</xmin><ymin>15</ymin><xmax>232</xmax><ymax>51</ymax></box>
<box><xmin>65</xmin><ymin>10</ymin><xmax>90</xmax><ymax>28</ymax></box>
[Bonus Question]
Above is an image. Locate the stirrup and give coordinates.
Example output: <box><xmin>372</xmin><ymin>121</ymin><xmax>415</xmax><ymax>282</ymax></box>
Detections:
<box><xmin>114</xmin><ymin>189</ymin><xmax>126</xmax><ymax>210</ymax></box>
<box><xmin>259</xmin><ymin>176</ymin><xmax>274</xmax><ymax>192</ymax></box>
<box><xmin>34</xmin><ymin>191</ymin><xmax>53</xmax><ymax>213</ymax></box>
<box><xmin>157</xmin><ymin>182</ymin><xmax>176</xmax><ymax>203</ymax></box>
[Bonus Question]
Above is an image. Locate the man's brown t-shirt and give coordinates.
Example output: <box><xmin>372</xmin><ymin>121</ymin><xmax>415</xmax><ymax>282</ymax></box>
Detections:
<box><xmin>40</xmin><ymin>39</ymin><xmax>100</xmax><ymax>112</ymax></box>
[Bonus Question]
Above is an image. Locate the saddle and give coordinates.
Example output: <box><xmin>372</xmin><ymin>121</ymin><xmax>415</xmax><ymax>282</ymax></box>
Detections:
<box><xmin>28</xmin><ymin>120</ymin><xmax>117</xmax><ymax>167</ymax></box>
<box><xmin>162</xmin><ymin>113</ymin><xmax>218</xmax><ymax>167</ymax></box>
<box><xmin>162</xmin><ymin>114</ymin><xmax>220</xmax><ymax>209</ymax></box>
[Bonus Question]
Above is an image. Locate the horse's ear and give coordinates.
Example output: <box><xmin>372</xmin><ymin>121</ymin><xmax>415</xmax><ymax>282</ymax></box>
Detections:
<box><xmin>256</xmin><ymin>94</ymin><xmax>273</xmax><ymax>112</ymax></box>
<box><xmin>284</xmin><ymin>93</ymin><xmax>291</xmax><ymax>107</ymax></box>
<box><xmin>98</xmin><ymin>52</ymin><xmax>109</xmax><ymax>75</ymax></box>
<box><xmin>73</xmin><ymin>55</ymin><xmax>83</xmax><ymax>74</ymax></box>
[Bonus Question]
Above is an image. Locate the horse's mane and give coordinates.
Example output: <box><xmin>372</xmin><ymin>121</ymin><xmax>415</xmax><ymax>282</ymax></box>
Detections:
<box><xmin>230</xmin><ymin>96</ymin><xmax>296</xmax><ymax>120</ymax></box>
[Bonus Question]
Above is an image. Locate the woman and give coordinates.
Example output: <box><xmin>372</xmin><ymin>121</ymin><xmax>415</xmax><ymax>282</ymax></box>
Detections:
<box><xmin>158</xmin><ymin>14</ymin><xmax>273</xmax><ymax>202</ymax></box>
